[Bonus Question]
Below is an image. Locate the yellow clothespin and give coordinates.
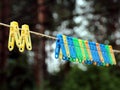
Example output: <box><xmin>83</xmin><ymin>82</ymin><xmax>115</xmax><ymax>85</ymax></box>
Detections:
<box><xmin>14</xmin><ymin>22</ymin><xmax>21</xmax><ymax>47</ymax></box>
<box><xmin>19</xmin><ymin>24</ymin><xmax>32</xmax><ymax>52</ymax></box>
<box><xmin>8</xmin><ymin>22</ymin><xmax>15</xmax><ymax>51</ymax></box>
<box><xmin>8</xmin><ymin>21</ymin><xmax>20</xmax><ymax>51</ymax></box>
<box><xmin>24</xmin><ymin>25</ymin><xmax>32</xmax><ymax>51</ymax></box>
<box><xmin>25</xmin><ymin>25</ymin><xmax>32</xmax><ymax>51</ymax></box>
<box><xmin>19</xmin><ymin>25</ymin><xmax>25</xmax><ymax>52</ymax></box>
<box><xmin>96</xmin><ymin>43</ymin><xmax>104</xmax><ymax>63</ymax></box>
<box><xmin>62</xmin><ymin>35</ymin><xmax>70</xmax><ymax>58</ymax></box>
<box><xmin>85</xmin><ymin>40</ymin><xmax>93</xmax><ymax>61</ymax></box>
<box><xmin>59</xmin><ymin>49</ymin><xmax>63</xmax><ymax>60</ymax></box>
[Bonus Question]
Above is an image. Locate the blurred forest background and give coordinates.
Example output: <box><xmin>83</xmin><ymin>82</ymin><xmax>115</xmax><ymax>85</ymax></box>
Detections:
<box><xmin>0</xmin><ymin>0</ymin><xmax>120</xmax><ymax>90</ymax></box>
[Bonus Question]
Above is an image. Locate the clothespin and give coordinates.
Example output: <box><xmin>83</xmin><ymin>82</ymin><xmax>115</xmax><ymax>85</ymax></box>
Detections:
<box><xmin>62</xmin><ymin>35</ymin><xmax>70</xmax><ymax>60</ymax></box>
<box><xmin>73</xmin><ymin>38</ymin><xmax>83</xmax><ymax>63</ymax></box>
<box><xmin>99</xmin><ymin>44</ymin><xmax>110</xmax><ymax>66</ymax></box>
<box><xmin>88</xmin><ymin>42</ymin><xmax>97</xmax><ymax>65</ymax></box>
<box><xmin>8</xmin><ymin>21</ymin><xmax>20</xmax><ymax>51</ymax></box>
<box><xmin>55</xmin><ymin>37</ymin><xmax>62</xmax><ymax>60</ymax></box>
<box><xmin>82</xmin><ymin>40</ymin><xmax>90</xmax><ymax>64</ymax></box>
<box><xmin>85</xmin><ymin>40</ymin><xmax>93</xmax><ymax>64</ymax></box>
<box><xmin>96</xmin><ymin>43</ymin><xmax>104</xmax><ymax>65</ymax></box>
<box><xmin>59</xmin><ymin>49</ymin><xmax>63</xmax><ymax>60</ymax></box>
<box><xmin>78</xmin><ymin>39</ymin><xmax>86</xmax><ymax>63</ymax></box>
<box><xmin>19</xmin><ymin>24</ymin><xmax>32</xmax><ymax>52</ymax></box>
<box><xmin>105</xmin><ymin>45</ymin><xmax>114</xmax><ymax>65</ymax></box>
<box><xmin>24</xmin><ymin>25</ymin><xmax>32</xmax><ymax>51</ymax></box>
<box><xmin>93</xmin><ymin>42</ymin><xmax>102</xmax><ymax>66</ymax></box>
<box><xmin>108</xmin><ymin>45</ymin><xmax>116</xmax><ymax>65</ymax></box>
<box><xmin>19</xmin><ymin>25</ymin><xmax>25</xmax><ymax>52</ymax></box>
<box><xmin>8</xmin><ymin>22</ymin><xmax>15</xmax><ymax>51</ymax></box>
<box><xmin>67</xmin><ymin>36</ymin><xmax>77</xmax><ymax>62</ymax></box>
<box><xmin>55</xmin><ymin>35</ymin><xmax>61</xmax><ymax>59</ymax></box>
<box><xmin>57</xmin><ymin>34</ymin><xmax>68</xmax><ymax>60</ymax></box>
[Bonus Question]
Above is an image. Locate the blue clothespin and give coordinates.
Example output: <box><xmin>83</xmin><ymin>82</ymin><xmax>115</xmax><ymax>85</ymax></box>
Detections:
<box><xmin>57</xmin><ymin>34</ymin><xmax>68</xmax><ymax>60</ymax></box>
<box><xmin>55</xmin><ymin>37</ymin><xmax>60</xmax><ymax>59</ymax></box>
<box><xmin>93</xmin><ymin>42</ymin><xmax>103</xmax><ymax>66</ymax></box>
<box><xmin>100</xmin><ymin>44</ymin><xmax>110</xmax><ymax>66</ymax></box>
<box><xmin>88</xmin><ymin>42</ymin><xmax>97</xmax><ymax>65</ymax></box>
<box><xmin>67</xmin><ymin>36</ymin><xmax>77</xmax><ymax>62</ymax></box>
<box><xmin>82</xmin><ymin>40</ymin><xmax>91</xmax><ymax>65</ymax></box>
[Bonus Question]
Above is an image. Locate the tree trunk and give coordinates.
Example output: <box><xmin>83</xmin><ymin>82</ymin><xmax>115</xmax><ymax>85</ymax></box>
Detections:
<box><xmin>34</xmin><ymin>0</ymin><xmax>47</xmax><ymax>89</ymax></box>
<box><xmin>0</xmin><ymin>0</ymin><xmax>10</xmax><ymax>89</ymax></box>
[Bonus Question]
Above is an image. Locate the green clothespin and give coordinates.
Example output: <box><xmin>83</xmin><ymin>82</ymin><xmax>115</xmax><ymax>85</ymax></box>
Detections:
<box><xmin>105</xmin><ymin>45</ymin><xmax>114</xmax><ymax>65</ymax></box>
<box><xmin>85</xmin><ymin>41</ymin><xmax>93</xmax><ymax>63</ymax></box>
<box><xmin>78</xmin><ymin>39</ymin><xmax>86</xmax><ymax>63</ymax></box>
<box><xmin>82</xmin><ymin>40</ymin><xmax>90</xmax><ymax>64</ymax></box>
<box><xmin>107</xmin><ymin>45</ymin><xmax>116</xmax><ymax>65</ymax></box>
<box><xmin>73</xmin><ymin>38</ymin><xmax>83</xmax><ymax>63</ymax></box>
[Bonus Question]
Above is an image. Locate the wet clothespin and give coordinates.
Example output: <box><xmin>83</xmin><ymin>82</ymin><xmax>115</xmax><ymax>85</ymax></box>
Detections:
<box><xmin>73</xmin><ymin>38</ymin><xmax>83</xmax><ymax>63</ymax></box>
<box><xmin>19</xmin><ymin>24</ymin><xmax>32</xmax><ymax>52</ymax></box>
<box><xmin>8</xmin><ymin>21</ymin><xmax>20</xmax><ymax>51</ymax></box>
<box><xmin>67</xmin><ymin>36</ymin><xmax>77</xmax><ymax>62</ymax></box>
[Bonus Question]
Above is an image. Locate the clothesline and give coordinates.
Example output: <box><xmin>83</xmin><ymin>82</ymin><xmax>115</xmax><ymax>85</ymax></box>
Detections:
<box><xmin>0</xmin><ymin>22</ymin><xmax>120</xmax><ymax>53</ymax></box>
<box><xmin>0</xmin><ymin>22</ymin><xmax>57</xmax><ymax>40</ymax></box>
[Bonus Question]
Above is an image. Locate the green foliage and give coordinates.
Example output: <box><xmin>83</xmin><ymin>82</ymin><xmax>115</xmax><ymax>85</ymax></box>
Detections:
<box><xmin>61</xmin><ymin>66</ymin><xmax>120</xmax><ymax>90</ymax></box>
<box><xmin>85</xmin><ymin>0</ymin><xmax>120</xmax><ymax>44</ymax></box>
<box><xmin>0</xmin><ymin>57</ymin><xmax>36</xmax><ymax>90</ymax></box>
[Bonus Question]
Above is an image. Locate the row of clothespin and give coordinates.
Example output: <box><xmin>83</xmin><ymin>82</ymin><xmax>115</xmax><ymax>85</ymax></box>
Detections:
<box><xmin>6</xmin><ymin>21</ymin><xmax>117</xmax><ymax>66</ymax></box>
<box><xmin>55</xmin><ymin>34</ymin><xmax>116</xmax><ymax>66</ymax></box>
<box><xmin>8</xmin><ymin>21</ymin><xmax>32</xmax><ymax>52</ymax></box>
